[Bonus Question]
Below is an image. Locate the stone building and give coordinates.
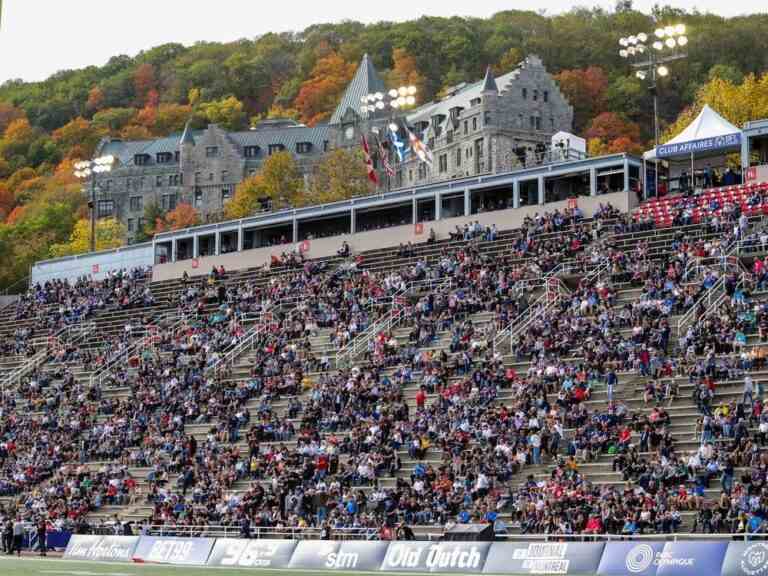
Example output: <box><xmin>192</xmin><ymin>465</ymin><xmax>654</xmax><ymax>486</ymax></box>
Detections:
<box><xmin>91</xmin><ymin>53</ymin><xmax>572</xmax><ymax>241</ymax></box>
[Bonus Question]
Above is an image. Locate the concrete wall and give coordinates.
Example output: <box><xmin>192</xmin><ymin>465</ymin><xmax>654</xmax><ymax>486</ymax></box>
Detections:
<box><xmin>32</xmin><ymin>243</ymin><xmax>154</xmax><ymax>285</ymax></box>
<box><xmin>152</xmin><ymin>190</ymin><xmax>630</xmax><ymax>282</ymax></box>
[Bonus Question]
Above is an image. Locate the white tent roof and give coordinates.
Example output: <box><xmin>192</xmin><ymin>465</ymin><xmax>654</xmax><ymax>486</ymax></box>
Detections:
<box><xmin>644</xmin><ymin>105</ymin><xmax>742</xmax><ymax>160</ymax></box>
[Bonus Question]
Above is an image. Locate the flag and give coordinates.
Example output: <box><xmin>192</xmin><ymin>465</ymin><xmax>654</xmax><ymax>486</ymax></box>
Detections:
<box><xmin>376</xmin><ymin>136</ymin><xmax>395</xmax><ymax>178</ymax></box>
<box><xmin>389</xmin><ymin>127</ymin><xmax>407</xmax><ymax>162</ymax></box>
<box><xmin>361</xmin><ymin>135</ymin><xmax>378</xmax><ymax>184</ymax></box>
<box><xmin>408</xmin><ymin>129</ymin><xmax>433</xmax><ymax>166</ymax></box>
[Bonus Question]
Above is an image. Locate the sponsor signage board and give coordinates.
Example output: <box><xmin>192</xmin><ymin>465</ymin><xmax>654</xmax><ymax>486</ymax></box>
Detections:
<box><xmin>600</xmin><ymin>541</ymin><xmax>727</xmax><ymax>576</ymax></box>
<box><xmin>721</xmin><ymin>542</ymin><xmax>768</xmax><ymax>576</ymax></box>
<box><xmin>657</xmin><ymin>133</ymin><xmax>741</xmax><ymax>158</ymax></box>
<box><xmin>286</xmin><ymin>540</ymin><xmax>389</xmax><ymax>571</ymax></box>
<box><xmin>132</xmin><ymin>536</ymin><xmax>215</xmax><ymax>565</ymax></box>
<box><xmin>63</xmin><ymin>535</ymin><xmax>138</xmax><ymax>562</ymax></box>
<box><xmin>484</xmin><ymin>542</ymin><xmax>604</xmax><ymax>575</ymax></box>
<box><xmin>381</xmin><ymin>541</ymin><xmax>491</xmax><ymax>573</ymax></box>
<box><xmin>207</xmin><ymin>538</ymin><xmax>297</xmax><ymax>569</ymax></box>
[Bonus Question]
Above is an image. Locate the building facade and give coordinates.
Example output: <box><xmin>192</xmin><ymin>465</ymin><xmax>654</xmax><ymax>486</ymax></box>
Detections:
<box><xmin>90</xmin><ymin>54</ymin><xmax>572</xmax><ymax>241</ymax></box>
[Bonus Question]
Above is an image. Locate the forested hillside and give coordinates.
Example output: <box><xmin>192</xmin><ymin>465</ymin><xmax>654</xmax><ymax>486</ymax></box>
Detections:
<box><xmin>1</xmin><ymin>6</ymin><xmax>768</xmax><ymax>289</ymax></box>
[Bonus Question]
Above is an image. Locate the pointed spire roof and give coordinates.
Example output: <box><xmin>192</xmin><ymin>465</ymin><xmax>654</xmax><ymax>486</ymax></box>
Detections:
<box><xmin>180</xmin><ymin>120</ymin><xmax>195</xmax><ymax>145</ymax></box>
<box><xmin>481</xmin><ymin>66</ymin><xmax>498</xmax><ymax>93</ymax></box>
<box><xmin>330</xmin><ymin>53</ymin><xmax>386</xmax><ymax>126</ymax></box>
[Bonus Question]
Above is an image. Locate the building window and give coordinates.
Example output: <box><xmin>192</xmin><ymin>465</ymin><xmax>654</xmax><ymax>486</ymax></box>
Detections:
<box><xmin>156</xmin><ymin>152</ymin><xmax>173</xmax><ymax>164</ymax></box>
<box><xmin>550</xmin><ymin>117</ymin><xmax>555</xmax><ymax>130</ymax></box>
<box><xmin>418</xmin><ymin>163</ymin><xmax>427</xmax><ymax>180</ymax></box>
<box><xmin>530</xmin><ymin>116</ymin><xmax>536</xmax><ymax>129</ymax></box>
<box><xmin>134</xmin><ymin>154</ymin><xmax>149</xmax><ymax>166</ymax></box>
<box><xmin>522</xmin><ymin>88</ymin><xmax>527</xmax><ymax>100</ymax></box>
<box><xmin>268</xmin><ymin>144</ymin><xmax>285</xmax><ymax>155</ymax></box>
<box><xmin>105</xmin><ymin>179</ymin><xmax>113</xmax><ymax>191</ymax></box>
<box><xmin>194</xmin><ymin>189</ymin><xmax>203</xmax><ymax>208</ymax></box>
<box><xmin>533</xmin><ymin>89</ymin><xmax>538</xmax><ymax>101</ymax></box>
<box><xmin>456</xmin><ymin>148</ymin><xmax>462</xmax><ymax>168</ymax></box>
<box><xmin>97</xmin><ymin>199</ymin><xmax>114</xmax><ymax>218</ymax></box>
<box><xmin>127</xmin><ymin>218</ymin><xmax>135</xmax><ymax>232</ymax></box>
<box><xmin>463</xmin><ymin>121</ymin><xmax>468</xmax><ymax>135</ymax></box>
<box><xmin>438</xmin><ymin>154</ymin><xmax>448</xmax><ymax>173</ymax></box>
<box><xmin>296</xmin><ymin>142</ymin><xmax>312</xmax><ymax>154</ymax></box>
<box><xmin>323</xmin><ymin>140</ymin><xmax>330</xmax><ymax>152</ymax></box>
<box><xmin>446</xmin><ymin>131</ymin><xmax>453</xmax><ymax>144</ymax></box>
<box><xmin>161</xmin><ymin>193</ymin><xmax>177</xmax><ymax>211</ymax></box>
<box><xmin>221</xmin><ymin>170</ymin><xmax>228</xmax><ymax>182</ymax></box>
<box><xmin>472</xmin><ymin>117</ymin><xmax>478</xmax><ymax>131</ymax></box>
<box><xmin>174</xmin><ymin>151</ymin><xmax>180</xmax><ymax>163</ymax></box>
<box><xmin>409</xmin><ymin>170</ymin><xmax>413</xmax><ymax>182</ymax></box>
<box><xmin>484</xmin><ymin>111</ymin><xmax>491</xmax><ymax>126</ymax></box>
<box><xmin>244</xmin><ymin>145</ymin><xmax>260</xmax><ymax>158</ymax></box>
<box><xmin>221</xmin><ymin>187</ymin><xmax>233</xmax><ymax>204</ymax></box>
<box><xmin>518</xmin><ymin>114</ymin><xmax>523</xmax><ymax>128</ymax></box>
<box><xmin>129</xmin><ymin>196</ymin><xmax>143</xmax><ymax>212</ymax></box>
<box><xmin>476</xmin><ymin>138</ymin><xmax>484</xmax><ymax>158</ymax></box>
<box><xmin>155</xmin><ymin>175</ymin><xmax>164</xmax><ymax>187</ymax></box>
<box><xmin>535</xmin><ymin>116</ymin><xmax>542</xmax><ymax>130</ymax></box>
<box><xmin>543</xmin><ymin>90</ymin><xmax>549</xmax><ymax>103</ymax></box>
<box><xmin>138</xmin><ymin>217</ymin><xmax>145</xmax><ymax>231</ymax></box>
<box><xmin>208</xmin><ymin>172</ymin><xmax>214</xmax><ymax>181</ymax></box>
<box><xmin>170</xmin><ymin>174</ymin><xmax>180</xmax><ymax>186</ymax></box>
<box><xmin>205</xmin><ymin>146</ymin><xmax>219</xmax><ymax>158</ymax></box>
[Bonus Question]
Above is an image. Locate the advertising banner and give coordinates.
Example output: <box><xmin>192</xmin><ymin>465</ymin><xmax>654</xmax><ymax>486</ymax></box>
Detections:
<box><xmin>599</xmin><ymin>542</ymin><xmax>666</xmax><ymax>576</ymax></box>
<box><xmin>132</xmin><ymin>536</ymin><xmax>215</xmax><ymax>565</ymax></box>
<box><xmin>720</xmin><ymin>542</ymin><xmax>768</xmax><ymax>576</ymax></box>
<box><xmin>207</xmin><ymin>538</ymin><xmax>297</xmax><ymax>569</ymax></box>
<box><xmin>483</xmin><ymin>542</ymin><xmax>605</xmax><ymax>575</ymax></box>
<box><xmin>380</xmin><ymin>541</ymin><xmax>491</xmax><ymax>573</ymax></box>
<box><xmin>286</xmin><ymin>540</ymin><xmax>389</xmax><ymax>571</ymax></box>
<box><xmin>656</xmin><ymin>541</ymin><xmax>728</xmax><ymax>576</ymax></box>
<box><xmin>63</xmin><ymin>535</ymin><xmax>139</xmax><ymax>562</ymax></box>
<box><xmin>657</xmin><ymin>133</ymin><xmax>741</xmax><ymax>158</ymax></box>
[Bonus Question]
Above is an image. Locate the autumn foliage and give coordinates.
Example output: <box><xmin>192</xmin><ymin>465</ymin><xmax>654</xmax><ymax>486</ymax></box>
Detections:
<box><xmin>295</xmin><ymin>50</ymin><xmax>356</xmax><ymax>126</ymax></box>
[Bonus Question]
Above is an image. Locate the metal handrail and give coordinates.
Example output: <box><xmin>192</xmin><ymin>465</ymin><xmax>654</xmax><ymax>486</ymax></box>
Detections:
<box><xmin>205</xmin><ymin>314</ymin><xmax>269</xmax><ymax>375</ymax></box>
<box><xmin>1</xmin><ymin>321</ymin><xmax>95</xmax><ymax>394</ymax></box>
<box><xmin>89</xmin><ymin>310</ymin><xmax>187</xmax><ymax>389</ymax></box>
<box><xmin>335</xmin><ymin>276</ymin><xmax>451</xmax><ymax>368</ymax></box>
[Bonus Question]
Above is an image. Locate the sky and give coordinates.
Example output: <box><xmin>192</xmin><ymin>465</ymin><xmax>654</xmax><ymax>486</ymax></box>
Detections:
<box><xmin>0</xmin><ymin>0</ymin><xmax>764</xmax><ymax>84</ymax></box>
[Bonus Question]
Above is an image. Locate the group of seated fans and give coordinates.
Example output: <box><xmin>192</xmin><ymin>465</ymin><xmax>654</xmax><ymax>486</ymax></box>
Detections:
<box><xmin>4</xmin><ymin>186</ymin><xmax>768</xmax><ymax>540</ymax></box>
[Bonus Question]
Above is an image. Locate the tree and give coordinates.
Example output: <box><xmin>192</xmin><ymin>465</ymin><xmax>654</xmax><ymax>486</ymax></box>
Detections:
<box><xmin>387</xmin><ymin>48</ymin><xmax>426</xmax><ymax>96</ymax></box>
<box><xmin>196</xmin><ymin>96</ymin><xmax>247</xmax><ymax>131</ymax></box>
<box><xmin>50</xmin><ymin>217</ymin><xmax>126</xmax><ymax>257</ymax></box>
<box><xmin>493</xmin><ymin>47</ymin><xmax>523</xmax><ymax>75</ymax></box>
<box><xmin>309</xmin><ymin>148</ymin><xmax>372</xmax><ymax>204</ymax></box>
<box><xmin>260</xmin><ymin>151</ymin><xmax>304</xmax><ymax>209</ymax></box>
<box><xmin>136</xmin><ymin>201</ymin><xmax>165</xmax><ymax>240</ymax></box>
<box><xmin>294</xmin><ymin>51</ymin><xmax>356</xmax><ymax>125</ymax></box>
<box><xmin>155</xmin><ymin>202</ymin><xmax>201</xmax><ymax>232</ymax></box>
<box><xmin>0</xmin><ymin>102</ymin><xmax>25</xmax><ymax>134</ymax></box>
<box><xmin>52</xmin><ymin>117</ymin><xmax>106</xmax><ymax>159</ymax></box>
<box><xmin>708</xmin><ymin>64</ymin><xmax>744</xmax><ymax>86</ymax></box>
<box><xmin>86</xmin><ymin>87</ymin><xmax>105</xmax><ymax>113</ymax></box>
<box><xmin>133</xmin><ymin>63</ymin><xmax>157</xmax><ymax>107</ymax></box>
<box><xmin>225</xmin><ymin>174</ymin><xmax>266</xmax><ymax>219</ymax></box>
<box><xmin>554</xmin><ymin>67</ymin><xmax>609</xmax><ymax>133</ymax></box>
<box><xmin>92</xmin><ymin>108</ymin><xmax>137</xmax><ymax>133</ymax></box>
<box><xmin>664</xmin><ymin>72</ymin><xmax>768</xmax><ymax>141</ymax></box>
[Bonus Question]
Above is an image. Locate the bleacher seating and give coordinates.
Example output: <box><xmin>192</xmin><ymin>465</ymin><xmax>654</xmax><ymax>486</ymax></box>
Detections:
<box><xmin>4</xmin><ymin>191</ymin><xmax>768</xmax><ymax>539</ymax></box>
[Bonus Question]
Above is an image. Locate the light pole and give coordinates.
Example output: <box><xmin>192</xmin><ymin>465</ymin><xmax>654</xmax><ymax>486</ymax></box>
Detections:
<box><xmin>74</xmin><ymin>155</ymin><xmax>116</xmax><ymax>252</ymax></box>
<box><xmin>620</xmin><ymin>24</ymin><xmax>688</xmax><ymax>197</ymax></box>
<box><xmin>360</xmin><ymin>85</ymin><xmax>418</xmax><ymax>190</ymax></box>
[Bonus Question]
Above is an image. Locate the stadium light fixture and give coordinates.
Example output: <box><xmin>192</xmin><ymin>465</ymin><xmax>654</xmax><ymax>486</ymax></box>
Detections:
<box><xmin>73</xmin><ymin>155</ymin><xmax>116</xmax><ymax>253</ymax></box>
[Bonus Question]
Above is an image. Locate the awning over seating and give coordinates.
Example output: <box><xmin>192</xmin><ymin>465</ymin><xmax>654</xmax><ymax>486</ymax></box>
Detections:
<box><xmin>644</xmin><ymin>105</ymin><xmax>742</xmax><ymax>160</ymax></box>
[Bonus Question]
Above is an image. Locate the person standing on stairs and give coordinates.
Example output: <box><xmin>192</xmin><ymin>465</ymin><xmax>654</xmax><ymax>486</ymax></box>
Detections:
<box><xmin>607</xmin><ymin>369</ymin><xmax>618</xmax><ymax>403</ymax></box>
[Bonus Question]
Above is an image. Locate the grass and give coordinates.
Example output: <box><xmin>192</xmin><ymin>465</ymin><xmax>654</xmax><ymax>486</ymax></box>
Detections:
<box><xmin>0</xmin><ymin>556</ymin><xmax>482</xmax><ymax>576</ymax></box>
<box><xmin>0</xmin><ymin>556</ymin><xmax>370</xmax><ymax>576</ymax></box>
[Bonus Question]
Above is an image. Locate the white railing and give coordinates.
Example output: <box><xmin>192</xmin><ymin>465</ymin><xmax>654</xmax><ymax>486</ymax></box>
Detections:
<box><xmin>0</xmin><ymin>321</ymin><xmax>95</xmax><ymax>394</ymax></box>
<box><xmin>205</xmin><ymin>314</ymin><xmax>269</xmax><ymax>376</ymax></box>
<box><xmin>146</xmin><ymin>524</ymin><xmax>379</xmax><ymax>540</ymax></box>
<box><xmin>89</xmin><ymin>311</ymin><xmax>187</xmax><ymax>389</ymax></box>
<box><xmin>335</xmin><ymin>276</ymin><xmax>450</xmax><ymax>368</ymax></box>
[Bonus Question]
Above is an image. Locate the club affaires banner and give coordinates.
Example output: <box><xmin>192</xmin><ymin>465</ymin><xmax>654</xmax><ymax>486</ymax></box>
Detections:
<box><xmin>62</xmin><ymin>534</ymin><xmax>755</xmax><ymax>574</ymax></box>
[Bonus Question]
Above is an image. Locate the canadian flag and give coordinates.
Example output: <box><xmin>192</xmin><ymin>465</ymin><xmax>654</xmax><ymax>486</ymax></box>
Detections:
<box><xmin>361</xmin><ymin>135</ymin><xmax>379</xmax><ymax>184</ymax></box>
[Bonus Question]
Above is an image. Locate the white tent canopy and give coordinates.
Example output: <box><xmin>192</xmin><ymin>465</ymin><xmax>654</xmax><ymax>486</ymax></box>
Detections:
<box><xmin>644</xmin><ymin>105</ymin><xmax>742</xmax><ymax>160</ymax></box>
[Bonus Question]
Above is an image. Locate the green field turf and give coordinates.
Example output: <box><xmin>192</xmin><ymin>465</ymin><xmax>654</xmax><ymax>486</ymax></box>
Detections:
<box><xmin>0</xmin><ymin>556</ymin><xmax>484</xmax><ymax>576</ymax></box>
